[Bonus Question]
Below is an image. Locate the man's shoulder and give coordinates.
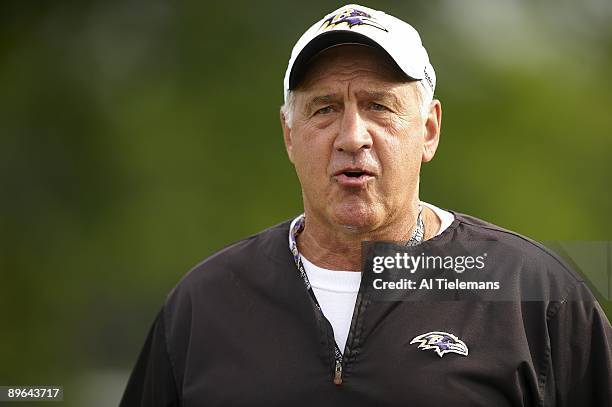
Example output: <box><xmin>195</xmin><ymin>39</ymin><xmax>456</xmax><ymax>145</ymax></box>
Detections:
<box><xmin>451</xmin><ymin>211</ymin><xmax>564</xmax><ymax>260</ymax></box>
<box><xmin>167</xmin><ymin>218</ymin><xmax>294</xmax><ymax>297</ymax></box>
<box><xmin>449</xmin><ymin>211</ymin><xmax>585</xmax><ymax>293</ymax></box>
<box><xmin>194</xmin><ymin>218</ymin><xmax>292</xmax><ymax>269</ymax></box>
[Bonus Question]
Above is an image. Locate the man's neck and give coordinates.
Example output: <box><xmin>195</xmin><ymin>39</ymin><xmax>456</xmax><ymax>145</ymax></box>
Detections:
<box><xmin>297</xmin><ymin>204</ymin><xmax>441</xmax><ymax>271</ymax></box>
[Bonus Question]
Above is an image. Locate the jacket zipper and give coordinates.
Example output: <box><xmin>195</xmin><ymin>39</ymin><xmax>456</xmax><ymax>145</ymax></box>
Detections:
<box><xmin>331</xmin><ymin>277</ymin><xmax>370</xmax><ymax>387</ymax></box>
<box><xmin>333</xmin><ymin>359</ymin><xmax>343</xmax><ymax>385</ymax></box>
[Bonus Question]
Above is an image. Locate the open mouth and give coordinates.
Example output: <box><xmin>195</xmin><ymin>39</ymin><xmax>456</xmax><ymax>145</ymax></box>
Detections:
<box><xmin>333</xmin><ymin>168</ymin><xmax>375</xmax><ymax>187</ymax></box>
<box><xmin>343</xmin><ymin>170</ymin><xmax>366</xmax><ymax>178</ymax></box>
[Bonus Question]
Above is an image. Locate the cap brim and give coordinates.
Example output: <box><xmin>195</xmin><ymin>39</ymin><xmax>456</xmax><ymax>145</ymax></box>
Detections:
<box><xmin>288</xmin><ymin>30</ymin><xmax>416</xmax><ymax>90</ymax></box>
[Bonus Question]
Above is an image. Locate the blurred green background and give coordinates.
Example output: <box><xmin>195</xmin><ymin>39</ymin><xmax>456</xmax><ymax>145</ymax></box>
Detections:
<box><xmin>1</xmin><ymin>0</ymin><xmax>610</xmax><ymax>405</ymax></box>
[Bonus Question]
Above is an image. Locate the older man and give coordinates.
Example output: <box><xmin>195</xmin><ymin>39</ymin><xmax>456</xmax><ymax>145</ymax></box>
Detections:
<box><xmin>121</xmin><ymin>4</ymin><xmax>611</xmax><ymax>406</ymax></box>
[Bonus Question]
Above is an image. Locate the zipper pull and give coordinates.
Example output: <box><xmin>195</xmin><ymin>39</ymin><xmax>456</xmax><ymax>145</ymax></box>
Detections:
<box><xmin>333</xmin><ymin>360</ymin><xmax>343</xmax><ymax>386</ymax></box>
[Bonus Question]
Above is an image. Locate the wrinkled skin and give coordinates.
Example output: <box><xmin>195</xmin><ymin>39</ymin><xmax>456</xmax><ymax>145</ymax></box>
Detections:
<box><xmin>281</xmin><ymin>45</ymin><xmax>441</xmax><ymax>270</ymax></box>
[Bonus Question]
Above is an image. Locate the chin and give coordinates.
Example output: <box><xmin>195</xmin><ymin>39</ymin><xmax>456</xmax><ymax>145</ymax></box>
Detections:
<box><xmin>330</xmin><ymin>201</ymin><xmax>382</xmax><ymax>232</ymax></box>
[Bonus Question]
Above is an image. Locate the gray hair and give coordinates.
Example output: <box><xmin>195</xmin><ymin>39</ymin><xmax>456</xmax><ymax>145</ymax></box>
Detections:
<box><xmin>281</xmin><ymin>81</ymin><xmax>432</xmax><ymax>129</ymax></box>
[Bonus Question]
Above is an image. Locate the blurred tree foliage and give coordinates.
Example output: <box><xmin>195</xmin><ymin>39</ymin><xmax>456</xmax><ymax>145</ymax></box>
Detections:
<box><xmin>0</xmin><ymin>0</ymin><xmax>610</xmax><ymax>404</ymax></box>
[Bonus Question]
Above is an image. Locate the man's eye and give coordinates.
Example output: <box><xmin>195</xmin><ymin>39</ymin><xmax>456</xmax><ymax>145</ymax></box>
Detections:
<box><xmin>370</xmin><ymin>103</ymin><xmax>388</xmax><ymax>112</ymax></box>
<box><xmin>316</xmin><ymin>106</ymin><xmax>334</xmax><ymax>115</ymax></box>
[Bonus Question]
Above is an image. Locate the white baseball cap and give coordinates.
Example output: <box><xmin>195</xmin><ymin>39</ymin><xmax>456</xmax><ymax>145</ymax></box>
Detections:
<box><xmin>283</xmin><ymin>4</ymin><xmax>436</xmax><ymax>103</ymax></box>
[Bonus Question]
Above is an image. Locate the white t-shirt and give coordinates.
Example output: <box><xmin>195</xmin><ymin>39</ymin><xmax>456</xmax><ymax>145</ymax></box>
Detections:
<box><xmin>300</xmin><ymin>202</ymin><xmax>454</xmax><ymax>352</ymax></box>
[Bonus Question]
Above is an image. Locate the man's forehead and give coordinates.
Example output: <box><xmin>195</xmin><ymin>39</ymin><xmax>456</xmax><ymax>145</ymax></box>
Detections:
<box><xmin>295</xmin><ymin>44</ymin><xmax>410</xmax><ymax>90</ymax></box>
<box><xmin>299</xmin><ymin>87</ymin><xmax>410</xmax><ymax>105</ymax></box>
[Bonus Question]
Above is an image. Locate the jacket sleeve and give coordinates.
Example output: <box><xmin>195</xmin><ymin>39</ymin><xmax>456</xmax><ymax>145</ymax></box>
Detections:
<box><xmin>120</xmin><ymin>307</ymin><xmax>180</xmax><ymax>407</ymax></box>
<box><xmin>546</xmin><ymin>283</ymin><xmax>612</xmax><ymax>407</ymax></box>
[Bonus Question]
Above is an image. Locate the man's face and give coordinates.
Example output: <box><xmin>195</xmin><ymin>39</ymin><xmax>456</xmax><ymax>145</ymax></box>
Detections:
<box><xmin>281</xmin><ymin>45</ymin><xmax>440</xmax><ymax>232</ymax></box>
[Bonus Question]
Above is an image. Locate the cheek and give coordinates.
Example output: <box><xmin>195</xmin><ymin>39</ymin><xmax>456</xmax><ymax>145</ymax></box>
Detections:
<box><xmin>292</xmin><ymin>130</ymin><xmax>333</xmax><ymax>184</ymax></box>
<box><xmin>377</xmin><ymin>124</ymin><xmax>424</xmax><ymax>179</ymax></box>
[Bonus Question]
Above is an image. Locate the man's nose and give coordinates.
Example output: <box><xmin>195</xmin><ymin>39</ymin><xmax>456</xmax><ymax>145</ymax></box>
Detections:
<box><xmin>333</xmin><ymin>106</ymin><xmax>373</xmax><ymax>153</ymax></box>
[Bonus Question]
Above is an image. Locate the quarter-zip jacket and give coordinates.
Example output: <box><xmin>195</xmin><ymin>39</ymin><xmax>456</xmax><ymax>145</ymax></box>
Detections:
<box><xmin>120</xmin><ymin>212</ymin><xmax>612</xmax><ymax>407</ymax></box>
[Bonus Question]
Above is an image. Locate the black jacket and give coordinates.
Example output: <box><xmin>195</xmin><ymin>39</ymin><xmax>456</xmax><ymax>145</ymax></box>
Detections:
<box><xmin>120</xmin><ymin>212</ymin><xmax>612</xmax><ymax>407</ymax></box>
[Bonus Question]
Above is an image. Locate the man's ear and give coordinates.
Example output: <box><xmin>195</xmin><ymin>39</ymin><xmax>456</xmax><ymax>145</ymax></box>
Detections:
<box><xmin>422</xmin><ymin>99</ymin><xmax>442</xmax><ymax>163</ymax></box>
<box><xmin>280</xmin><ymin>110</ymin><xmax>295</xmax><ymax>163</ymax></box>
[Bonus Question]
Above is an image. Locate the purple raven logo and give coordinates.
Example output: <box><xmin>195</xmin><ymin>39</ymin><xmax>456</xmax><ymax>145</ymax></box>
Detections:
<box><xmin>320</xmin><ymin>8</ymin><xmax>388</xmax><ymax>32</ymax></box>
<box><xmin>410</xmin><ymin>331</ymin><xmax>469</xmax><ymax>358</ymax></box>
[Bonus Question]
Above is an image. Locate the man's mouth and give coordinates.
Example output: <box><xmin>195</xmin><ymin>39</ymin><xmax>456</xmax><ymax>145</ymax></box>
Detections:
<box><xmin>343</xmin><ymin>170</ymin><xmax>366</xmax><ymax>178</ymax></box>
<box><xmin>333</xmin><ymin>168</ymin><xmax>375</xmax><ymax>187</ymax></box>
